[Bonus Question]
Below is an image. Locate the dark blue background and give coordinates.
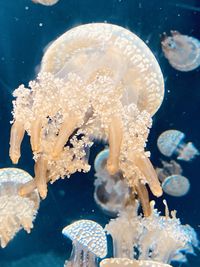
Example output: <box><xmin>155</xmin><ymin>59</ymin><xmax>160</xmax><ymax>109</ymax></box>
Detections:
<box><xmin>0</xmin><ymin>0</ymin><xmax>200</xmax><ymax>266</ymax></box>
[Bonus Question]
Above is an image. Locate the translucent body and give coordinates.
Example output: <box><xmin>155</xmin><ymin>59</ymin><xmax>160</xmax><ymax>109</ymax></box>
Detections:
<box><xmin>162</xmin><ymin>175</ymin><xmax>190</xmax><ymax>197</ymax></box>
<box><xmin>10</xmin><ymin>23</ymin><xmax>164</xmax><ymax>199</ymax></box>
<box><xmin>32</xmin><ymin>0</ymin><xmax>59</xmax><ymax>6</ymax></box>
<box><xmin>105</xmin><ymin>201</ymin><xmax>198</xmax><ymax>265</ymax></box>
<box><xmin>162</xmin><ymin>31</ymin><xmax>200</xmax><ymax>71</ymax></box>
<box><xmin>0</xmin><ymin>168</ymin><xmax>39</xmax><ymax>248</ymax></box>
<box><xmin>94</xmin><ymin>149</ymin><xmax>131</xmax><ymax>216</ymax></box>
<box><xmin>157</xmin><ymin>130</ymin><xmax>199</xmax><ymax>161</ymax></box>
<box><xmin>156</xmin><ymin>160</ymin><xmax>190</xmax><ymax>197</ymax></box>
<box><xmin>94</xmin><ymin>149</ymin><xmax>151</xmax><ymax>217</ymax></box>
<box><xmin>62</xmin><ymin>220</ymin><xmax>107</xmax><ymax>267</ymax></box>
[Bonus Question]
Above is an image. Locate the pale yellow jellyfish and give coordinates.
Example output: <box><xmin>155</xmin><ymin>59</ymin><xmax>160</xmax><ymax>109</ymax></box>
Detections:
<box><xmin>9</xmin><ymin>23</ymin><xmax>164</xmax><ymax>199</ymax></box>
<box><xmin>161</xmin><ymin>31</ymin><xmax>200</xmax><ymax>71</ymax></box>
<box><xmin>0</xmin><ymin>168</ymin><xmax>39</xmax><ymax>248</ymax></box>
<box><xmin>105</xmin><ymin>200</ymin><xmax>198</xmax><ymax>266</ymax></box>
<box><xmin>32</xmin><ymin>0</ymin><xmax>59</xmax><ymax>6</ymax></box>
<box><xmin>100</xmin><ymin>258</ymin><xmax>171</xmax><ymax>267</ymax></box>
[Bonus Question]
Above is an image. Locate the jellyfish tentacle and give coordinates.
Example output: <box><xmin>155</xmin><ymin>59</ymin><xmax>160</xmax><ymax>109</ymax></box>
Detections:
<box><xmin>135</xmin><ymin>181</ymin><xmax>151</xmax><ymax>217</ymax></box>
<box><xmin>30</xmin><ymin>119</ymin><xmax>42</xmax><ymax>152</ymax></box>
<box><xmin>132</xmin><ymin>153</ymin><xmax>163</xmax><ymax>197</ymax></box>
<box><xmin>34</xmin><ymin>156</ymin><xmax>48</xmax><ymax>199</ymax></box>
<box><xmin>107</xmin><ymin>115</ymin><xmax>123</xmax><ymax>175</ymax></box>
<box><xmin>9</xmin><ymin>121</ymin><xmax>25</xmax><ymax>164</ymax></box>
<box><xmin>52</xmin><ymin>115</ymin><xmax>79</xmax><ymax>158</ymax></box>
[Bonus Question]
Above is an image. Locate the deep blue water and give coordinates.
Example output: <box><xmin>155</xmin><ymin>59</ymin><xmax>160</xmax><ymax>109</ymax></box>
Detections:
<box><xmin>0</xmin><ymin>0</ymin><xmax>200</xmax><ymax>266</ymax></box>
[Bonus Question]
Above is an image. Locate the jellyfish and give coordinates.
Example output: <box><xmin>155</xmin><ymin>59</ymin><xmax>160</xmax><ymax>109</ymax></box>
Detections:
<box><xmin>105</xmin><ymin>200</ymin><xmax>198</xmax><ymax>266</ymax></box>
<box><xmin>94</xmin><ymin>148</ymin><xmax>151</xmax><ymax>217</ymax></box>
<box><xmin>157</xmin><ymin>129</ymin><xmax>199</xmax><ymax>161</ymax></box>
<box><xmin>100</xmin><ymin>258</ymin><xmax>172</xmax><ymax>267</ymax></box>
<box><xmin>9</xmin><ymin>23</ymin><xmax>164</xmax><ymax>199</ymax></box>
<box><xmin>62</xmin><ymin>219</ymin><xmax>107</xmax><ymax>266</ymax></box>
<box><xmin>32</xmin><ymin>0</ymin><xmax>59</xmax><ymax>6</ymax></box>
<box><xmin>156</xmin><ymin>160</ymin><xmax>190</xmax><ymax>197</ymax></box>
<box><xmin>0</xmin><ymin>168</ymin><xmax>39</xmax><ymax>248</ymax></box>
<box><xmin>94</xmin><ymin>148</ymin><xmax>131</xmax><ymax>216</ymax></box>
<box><xmin>161</xmin><ymin>31</ymin><xmax>200</xmax><ymax>71</ymax></box>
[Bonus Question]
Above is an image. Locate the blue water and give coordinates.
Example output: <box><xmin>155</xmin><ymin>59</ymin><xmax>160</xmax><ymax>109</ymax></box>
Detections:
<box><xmin>0</xmin><ymin>0</ymin><xmax>200</xmax><ymax>266</ymax></box>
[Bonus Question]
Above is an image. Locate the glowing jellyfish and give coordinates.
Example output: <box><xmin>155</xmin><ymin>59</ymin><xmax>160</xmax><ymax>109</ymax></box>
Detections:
<box><xmin>94</xmin><ymin>148</ymin><xmax>131</xmax><ymax>216</ymax></box>
<box><xmin>32</xmin><ymin>0</ymin><xmax>59</xmax><ymax>6</ymax></box>
<box><xmin>157</xmin><ymin>130</ymin><xmax>199</xmax><ymax>161</ymax></box>
<box><xmin>94</xmin><ymin>148</ymin><xmax>151</xmax><ymax>217</ymax></box>
<box><xmin>10</xmin><ymin>23</ymin><xmax>164</xmax><ymax>199</ymax></box>
<box><xmin>62</xmin><ymin>220</ymin><xmax>107</xmax><ymax>266</ymax></box>
<box><xmin>0</xmin><ymin>168</ymin><xmax>39</xmax><ymax>248</ymax></box>
<box><xmin>100</xmin><ymin>258</ymin><xmax>171</xmax><ymax>267</ymax></box>
<box><xmin>105</xmin><ymin>201</ymin><xmax>198</xmax><ymax>266</ymax></box>
<box><xmin>156</xmin><ymin>160</ymin><xmax>190</xmax><ymax>197</ymax></box>
<box><xmin>161</xmin><ymin>31</ymin><xmax>200</xmax><ymax>71</ymax></box>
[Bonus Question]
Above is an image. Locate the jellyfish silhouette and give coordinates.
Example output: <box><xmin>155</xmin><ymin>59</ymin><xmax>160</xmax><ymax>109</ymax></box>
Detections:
<box><xmin>0</xmin><ymin>168</ymin><xmax>39</xmax><ymax>248</ymax></box>
<box><xmin>157</xmin><ymin>130</ymin><xmax>199</xmax><ymax>161</ymax></box>
<box><xmin>156</xmin><ymin>160</ymin><xmax>190</xmax><ymax>197</ymax></box>
<box><xmin>94</xmin><ymin>148</ymin><xmax>151</xmax><ymax>217</ymax></box>
<box><xmin>32</xmin><ymin>0</ymin><xmax>59</xmax><ymax>6</ymax></box>
<box><xmin>62</xmin><ymin>219</ymin><xmax>107</xmax><ymax>266</ymax></box>
<box><xmin>161</xmin><ymin>31</ymin><xmax>200</xmax><ymax>71</ymax></box>
<box><xmin>10</xmin><ymin>23</ymin><xmax>164</xmax><ymax>199</ymax></box>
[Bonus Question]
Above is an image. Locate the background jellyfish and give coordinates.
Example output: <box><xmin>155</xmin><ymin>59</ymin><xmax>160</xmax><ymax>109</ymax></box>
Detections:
<box><xmin>94</xmin><ymin>148</ymin><xmax>132</xmax><ymax>216</ymax></box>
<box><xmin>105</xmin><ymin>201</ymin><xmax>198</xmax><ymax>266</ymax></box>
<box><xmin>157</xmin><ymin>129</ymin><xmax>199</xmax><ymax>161</ymax></box>
<box><xmin>0</xmin><ymin>168</ymin><xmax>39</xmax><ymax>248</ymax></box>
<box><xmin>156</xmin><ymin>160</ymin><xmax>190</xmax><ymax>197</ymax></box>
<box><xmin>10</xmin><ymin>23</ymin><xmax>164</xmax><ymax>200</ymax></box>
<box><xmin>62</xmin><ymin>219</ymin><xmax>107</xmax><ymax>266</ymax></box>
<box><xmin>161</xmin><ymin>30</ymin><xmax>200</xmax><ymax>71</ymax></box>
<box><xmin>31</xmin><ymin>0</ymin><xmax>59</xmax><ymax>6</ymax></box>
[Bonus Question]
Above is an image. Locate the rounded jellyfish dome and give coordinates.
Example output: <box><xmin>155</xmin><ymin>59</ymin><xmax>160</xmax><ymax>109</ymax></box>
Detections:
<box><xmin>162</xmin><ymin>174</ymin><xmax>190</xmax><ymax>197</ymax></box>
<box><xmin>32</xmin><ymin>0</ymin><xmax>59</xmax><ymax>6</ymax></box>
<box><xmin>41</xmin><ymin>23</ymin><xmax>164</xmax><ymax>116</ymax></box>
<box><xmin>161</xmin><ymin>31</ymin><xmax>200</xmax><ymax>71</ymax></box>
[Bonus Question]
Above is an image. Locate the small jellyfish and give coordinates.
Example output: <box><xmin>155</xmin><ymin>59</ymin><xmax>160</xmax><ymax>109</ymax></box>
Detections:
<box><xmin>161</xmin><ymin>31</ymin><xmax>200</xmax><ymax>71</ymax></box>
<box><xmin>62</xmin><ymin>219</ymin><xmax>107</xmax><ymax>266</ymax></box>
<box><xmin>100</xmin><ymin>258</ymin><xmax>172</xmax><ymax>267</ymax></box>
<box><xmin>156</xmin><ymin>160</ymin><xmax>190</xmax><ymax>197</ymax></box>
<box><xmin>32</xmin><ymin>0</ymin><xmax>59</xmax><ymax>6</ymax></box>
<box><xmin>157</xmin><ymin>129</ymin><xmax>199</xmax><ymax>161</ymax></box>
<box><xmin>10</xmin><ymin>23</ymin><xmax>164</xmax><ymax>199</ymax></box>
<box><xmin>0</xmin><ymin>168</ymin><xmax>39</xmax><ymax>248</ymax></box>
<box><xmin>94</xmin><ymin>148</ymin><xmax>131</xmax><ymax>216</ymax></box>
<box><xmin>94</xmin><ymin>148</ymin><xmax>151</xmax><ymax>217</ymax></box>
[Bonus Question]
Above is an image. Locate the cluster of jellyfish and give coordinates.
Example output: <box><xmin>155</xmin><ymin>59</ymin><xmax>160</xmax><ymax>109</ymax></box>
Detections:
<box><xmin>0</xmin><ymin>22</ymin><xmax>199</xmax><ymax>267</ymax></box>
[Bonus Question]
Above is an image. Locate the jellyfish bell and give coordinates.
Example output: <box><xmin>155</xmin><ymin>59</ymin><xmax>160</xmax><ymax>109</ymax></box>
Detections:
<box><xmin>10</xmin><ymin>23</ymin><xmax>164</xmax><ymax>198</ymax></box>
<box><xmin>162</xmin><ymin>174</ymin><xmax>190</xmax><ymax>197</ymax></box>
<box><xmin>157</xmin><ymin>129</ymin><xmax>199</xmax><ymax>161</ymax></box>
<box><xmin>100</xmin><ymin>258</ymin><xmax>172</xmax><ymax>267</ymax></box>
<box><xmin>94</xmin><ymin>148</ymin><xmax>131</xmax><ymax>216</ymax></box>
<box><xmin>62</xmin><ymin>219</ymin><xmax>107</xmax><ymax>266</ymax></box>
<box><xmin>31</xmin><ymin>0</ymin><xmax>59</xmax><ymax>6</ymax></box>
<box><xmin>161</xmin><ymin>31</ymin><xmax>200</xmax><ymax>71</ymax></box>
<box><xmin>0</xmin><ymin>168</ymin><xmax>39</xmax><ymax>248</ymax></box>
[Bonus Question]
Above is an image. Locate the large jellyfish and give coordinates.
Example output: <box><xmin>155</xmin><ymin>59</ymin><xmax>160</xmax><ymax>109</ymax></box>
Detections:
<box><xmin>161</xmin><ymin>31</ymin><xmax>200</xmax><ymax>71</ymax></box>
<box><xmin>62</xmin><ymin>219</ymin><xmax>107</xmax><ymax>266</ymax></box>
<box><xmin>0</xmin><ymin>168</ymin><xmax>39</xmax><ymax>248</ymax></box>
<box><xmin>156</xmin><ymin>160</ymin><xmax>190</xmax><ymax>197</ymax></box>
<box><xmin>100</xmin><ymin>258</ymin><xmax>171</xmax><ymax>267</ymax></box>
<box><xmin>9</xmin><ymin>23</ymin><xmax>164</xmax><ymax>200</ymax></box>
<box><xmin>105</xmin><ymin>201</ymin><xmax>198</xmax><ymax>266</ymax></box>
<box><xmin>32</xmin><ymin>0</ymin><xmax>59</xmax><ymax>6</ymax></box>
<box><xmin>157</xmin><ymin>129</ymin><xmax>199</xmax><ymax>161</ymax></box>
